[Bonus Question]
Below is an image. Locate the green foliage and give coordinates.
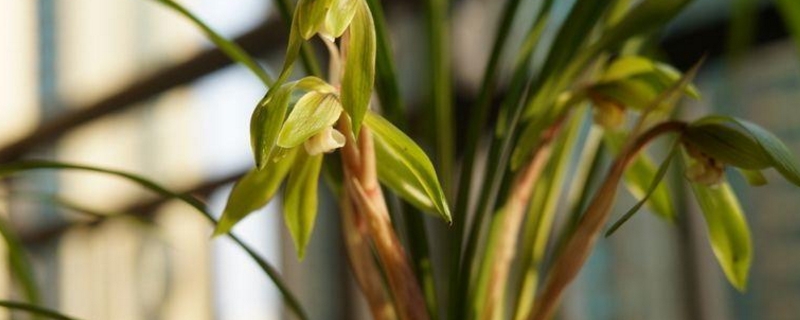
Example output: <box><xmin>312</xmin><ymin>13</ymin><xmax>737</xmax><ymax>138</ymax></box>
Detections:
<box><xmin>10</xmin><ymin>0</ymin><xmax>800</xmax><ymax>318</ymax></box>
<box><xmin>297</xmin><ymin>0</ymin><xmax>335</xmax><ymax>39</ymax></box>
<box><xmin>606</xmin><ymin>143</ymin><xmax>679</xmax><ymax>236</ymax></box>
<box><xmin>688</xmin><ymin>116</ymin><xmax>800</xmax><ymax>186</ymax></box>
<box><xmin>605</xmin><ymin>132</ymin><xmax>677</xmax><ymax>221</ymax></box>
<box><xmin>251</xmin><ymin>77</ymin><xmax>336</xmax><ymax>168</ymax></box>
<box><xmin>0</xmin><ymin>216</ymin><xmax>41</xmax><ymax>306</ymax></box>
<box><xmin>277</xmin><ymin>92</ymin><xmax>342</xmax><ymax>148</ymax></box>
<box><xmin>0</xmin><ymin>161</ymin><xmax>309</xmax><ymax>320</ymax></box>
<box><xmin>214</xmin><ymin>149</ymin><xmax>298</xmax><ymax>236</ymax></box>
<box><xmin>284</xmin><ymin>151</ymin><xmax>324</xmax><ymax>259</ymax></box>
<box><xmin>685</xmin><ymin>165</ymin><xmax>753</xmax><ymax>291</ymax></box>
<box><xmin>0</xmin><ymin>300</ymin><xmax>83</xmax><ymax>320</ymax></box>
<box><xmin>341</xmin><ymin>0</ymin><xmax>376</xmax><ymax>135</ymax></box>
<box><xmin>325</xmin><ymin>0</ymin><xmax>360</xmax><ymax>38</ymax></box>
<box><xmin>152</xmin><ymin>0</ymin><xmax>273</xmax><ymax>85</ymax></box>
<box><xmin>684</xmin><ymin>122</ymin><xmax>772</xmax><ymax>170</ymax></box>
<box><xmin>776</xmin><ymin>0</ymin><xmax>800</xmax><ymax>56</ymax></box>
<box><xmin>366</xmin><ymin>112</ymin><xmax>451</xmax><ymax>222</ymax></box>
<box><xmin>251</xmin><ymin>87</ymin><xmax>292</xmax><ymax>169</ymax></box>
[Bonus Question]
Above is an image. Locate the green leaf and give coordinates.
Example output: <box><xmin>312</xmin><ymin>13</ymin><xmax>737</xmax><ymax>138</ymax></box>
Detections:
<box><xmin>587</xmin><ymin>0</ymin><xmax>692</xmax><ymax>57</ymax></box>
<box><xmin>599</xmin><ymin>56</ymin><xmax>656</xmax><ymax>83</ymax></box>
<box><xmin>735</xmin><ymin>119</ymin><xmax>800</xmax><ymax>186</ymax></box>
<box><xmin>341</xmin><ymin>0</ymin><xmax>376</xmax><ymax>135</ymax></box>
<box><xmin>684</xmin><ymin>155</ymin><xmax>752</xmax><ymax>291</ymax></box>
<box><xmin>684</xmin><ymin>123</ymin><xmax>772</xmax><ymax>170</ymax></box>
<box><xmin>0</xmin><ymin>214</ymin><xmax>41</xmax><ymax>306</ymax></box>
<box><xmin>0</xmin><ymin>161</ymin><xmax>309</xmax><ymax>320</ymax></box>
<box><xmin>606</xmin><ymin>143</ymin><xmax>678</xmax><ymax>237</ymax></box>
<box><xmin>271</xmin><ymin>4</ymin><xmax>309</xmax><ymax>88</ymax></box>
<box><xmin>539</xmin><ymin>0</ymin><xmax>612</xmax><ymax>80</ymax></box>
<box><xmin>214</xmin><ymin>149</ymin><xmax>298</xmax><ymax>236</ymax></box>
<box><xmin>511</xmin><ymin>117</ymin><xmax>550</xmax><ymax>171</ymax></box>
<box><xmin>152</xmin><ymin>0</ymin><xmax>272</xmax><ymax>86</ymax></box>
<box><xmin>592</xmin><ymin>58</ymin><xmax>699</xmax><ymax>111</ymax></box>
<box><xmin>277</xmin><ymin>92</ymin><xmax>342</xmax><ymax>148</ymax></box>
<box><xmin>511</xmin><ymin>93</ymin><xmax>581</xmax><ymax>170</ymax></box>
<box><xmin>605</xmin><ymin>132</ymin><xmax>676</xmax><ymax>221</ymax></box>
<box><xmin>251</xmin><ymin>87</ymin><xmax>292</xmax><ymax>169</ymax></box>
<box><xmin>365</xmin><ymin>0</ymin><xmax>405</xmax><ymax>125</ymax></box>
<box><xmin>692</xmin><ymin>116</ymin><xmax>800</xmax><ymax>186</ymax></box>
<box><xmin>365</xmin><ymin>112</ymin><xmax>451</xmax><ymax>222</ymax></box>
<box><xmin>284</xmin><ymin>151</ymin><xmax>323</xmax><ymax>259</ymax></box>
<box><xmin>775</xmin><ymin>0</ymin><xmax>800</xmax><ymax>57</ymax></box>
<box><xmin>653</xmin><ymin>62</ymin><xmax>701</xmax><ymax>99</ymax></box>
<box><xmin>296</xmin><ymin>0</ymin><xmax>335</xmax><ymax>39</ymax></box>
<box><xmin>251</xmin><ymin>77</ymin><xmax>336</xmax><ymax>168</ymax></box>
<box><xmin>0</xmin><ymin>300</ymin><xmax>83</xmax><ymax>320</ymax></box>
<box><xmin>591</xmin><ymin>77</ymin><xmax>660</xmax><ymax>110</ymax></box>
<box><xmin>737</xmin><ymin>168</ymin><xmax>768</xmax><ymax>186</ymax></box>
<box><xmin>324</xmin><ymin>0</ymin><xmax>359</xmax><ymax>38</ymax></box>
<box><xmin>295</xmin><ymin>76</ymin><xmax>337</xmax><ymax>93</ymax></box>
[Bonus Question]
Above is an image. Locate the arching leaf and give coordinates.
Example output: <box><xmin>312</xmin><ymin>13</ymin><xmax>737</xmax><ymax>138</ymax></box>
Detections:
<box><xmin>296</xmin><ymin>0</ymin><xmax>335</xmax><ymax>39</ymax></box>
<box><xmin>152</xmin><ymin>0</ymin><xmax>272</xmax><ymax>85</ymax></box>
<box><xmin>0</xmin><ymin>300</ymin><xmax>83</xmax><ymax>320</ymax></box>
<box><xmin>691</xmin><ymin>116</ymin><xmax>800</xmax><ymax>186</ymax></box>
<box><xmin>214</xmin><ymin>149</ymin><xmax>298</xmax><ymax>236</ymax></box>
<box><xmin>341</xmin><ymin>0</ymin><xmax>376</xmax><ymax>135</ymax></box>
<box><xmin>284</xmin><ymin>151</ymin><xmax>323</xmax><ymax>259</ymax></box>
<box><xmin>683</xmin><ymin>155</ymin><xmax>752</xmax><ymax>291</ymax></box>
<box><xmin>277</xmin><ymin>92</ymin><xmax>342</xmax><ymax>148</ymax></box>
<box><xmin>324</xmin><ymin>0</ymin><xmax>359</xmax><ymax>38</ymax></box>
<box><xmin>0</xmin><ymin>161</ymin><xmax>309</xmax><ymax>320</ymax></box>
<box><xmin>365</xmin><ymin>112</ymin><xmax>451</xmax><ymax>222</ymax></box>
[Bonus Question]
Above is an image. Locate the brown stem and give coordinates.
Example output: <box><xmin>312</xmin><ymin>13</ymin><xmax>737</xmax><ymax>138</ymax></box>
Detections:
<box><xmin>480</xmin><ymin>120</ymin><xmax>563</xmax><ymax>320</ymax></box>
<box><xmin>340</xmin><ymin>186</ymin><xmax>398</xmax><ymax>320</ymax></box>
<box><xmin>339</xmin><ymin>118</ymin><xmax>429</xmax><ymax>320</ymax></box>
<box><xmin>528</xmin><ymin>121</ymin><xmax>685</xmax><ymax>320</ymax></box>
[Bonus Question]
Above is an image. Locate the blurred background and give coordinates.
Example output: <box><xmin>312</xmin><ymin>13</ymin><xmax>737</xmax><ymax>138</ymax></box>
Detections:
<box><xmin>1</xmin><ymin>0</ymin><xmax>799</xmax><ymax>319</ymax></box>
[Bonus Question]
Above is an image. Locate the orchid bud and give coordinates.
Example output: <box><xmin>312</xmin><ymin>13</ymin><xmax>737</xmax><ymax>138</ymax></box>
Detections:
<box><xmin>304</xmin><ymin>126</ymin><xmax>346</xmax><ymax>155</ymax></box>
<box><xmin>684</xmin><ymin>143</ymin><xmax>725</xmax><ymax>186</ymax></box>
<box><xmin>590</xmin><ymin>93</ymin><xmax>626</xmax><ymax>129</ymax></box>
<box><xmin>686</xmin><ymin>160</ymin><xmax>724</xmax><ymax>186</ymax></box>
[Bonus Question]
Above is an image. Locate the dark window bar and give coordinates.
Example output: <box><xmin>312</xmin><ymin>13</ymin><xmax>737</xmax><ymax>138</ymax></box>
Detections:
<box><xmin>8</xmin><ymin>4</ymin><xmax>793</xmax><ymax>243</ymax></box>
<box><xmin>0</xmin><ymin>17</ymin><xmax>287</xmax><ymax>163</ymax></box>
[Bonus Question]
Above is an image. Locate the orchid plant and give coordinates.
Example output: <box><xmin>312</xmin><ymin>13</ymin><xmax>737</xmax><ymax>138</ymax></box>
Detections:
<box><xmin>3</xmin><ymin>0</ymin><xmax>800</xmax><ymax>319</ymax></box>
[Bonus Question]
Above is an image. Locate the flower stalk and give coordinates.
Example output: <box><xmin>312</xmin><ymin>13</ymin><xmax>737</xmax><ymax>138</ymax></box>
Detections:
<box><xmin>340</xmin><ymin>186</ymin><xmax>398</xmax><ymax>320</ymax></box>
<box><xmin>339</xmin><ymin>117</ymin><xmax>429</xmax><ymax>320</ymax></box>
<box><xmin>529</xmin><ymin>121</ymin><xmax>686</xmax><ymax>320</ymax></box>
<box><xmin>475</xmin><ymin>118</ymin><xmax>565</xmax><ymax>320</ymax></box>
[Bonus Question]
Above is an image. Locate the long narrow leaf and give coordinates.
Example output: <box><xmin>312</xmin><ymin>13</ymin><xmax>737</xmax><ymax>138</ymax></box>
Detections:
<box><xmin>692</xmin><ymin>116</ymin><xmax>800</xmax><ymax>186</ymax></box>
<box><xmin>284</xmin><ymin>152</ymin><xmax>323</xmax><ymax>259</ymax></box>
<box><xmin>277</xmin><ymin>92</ymin><xmax>342</xmax><ymax>148</ymax></box>
<box><xmin>365</xmin><ymin>112</ymin><xmax>451</xmax><ymax>222</ymax></box>
<box><xmin>684</xmin><ymin>156</ymin><xmax>752</xmax><ymax>291</ymax></box>
<box><xmin>775</xmin><ymin>0</ymin><xmax>800</xmax><ymax>56</ymax></box>
<box><xmin>251</xmin><ymin>87</ymin><xmax>293</xmax><ymax>169</ymax></box>
<box><xmin>0</xmin><ymin>161</ymin><xmax>309</xmax><ymax>320</ymax></box>
<box><xmin>341</xmin><ymin>0</ymin><xmax>376</xmax><ymax>135</ymax></box>
<box><xmin>214</xmin><ymin>149</ymin><xmax>298</xmax><ymax>236</ymax></box>
<box><xmin>605</xmin><ymin>132</ymin><xmax>676</xmax><ymax>220</ymax></box>
<box><xmin>605</xmin><ymin>142</ymin><xmax>678</xmax><ymax>237</ymax></box>
<box><xmin>513</xmin><ymin>109</ymin><xmax>585</xmax><ymax>319</ymax></box>
<box><xmin>152</xmin><ymin>0</ymin><xmax>273</xmax><ymax>85</ymax></box>
<box><xmin>365</xmin><ymin>0</ymin><xmax>405</xmax><ymax>126</ymax></box>
<box><xmin>424</xmin><ymin>0</ymin><xmax>455</xmax><ymax>194</ymax></box>
<box><xmin>0</xmin><ymin>300</ymin><xmax>83</xmax><ymax>320</ymax></box>
<box><xmin>0</xmin><ymin>212</ymin><xmax>40</xmax><ymax>306</ymax></box>
<box><xmin>271</xmin><ymin>0</ymin><xmax>323</xmax><ymax>76</ymax></box>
